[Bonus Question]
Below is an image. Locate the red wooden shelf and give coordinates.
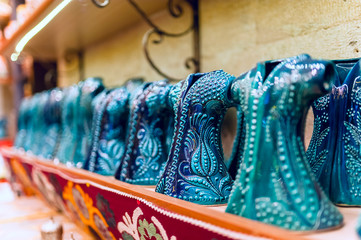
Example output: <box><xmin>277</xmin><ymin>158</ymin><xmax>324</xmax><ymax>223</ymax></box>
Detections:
<box><xmin>1</xmin><ymin>146</ymin><xmax>309</xmax><ymax>240</ymax></box>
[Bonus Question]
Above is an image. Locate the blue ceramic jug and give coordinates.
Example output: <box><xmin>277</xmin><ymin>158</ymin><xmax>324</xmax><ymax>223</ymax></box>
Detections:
<box><xmin>84</xmin><ymin>88</ymin><xmax>129</xmax><ymax>175</ymax></box>
<box><xmin>29</xmin><ymin>92</ymin><xmax>50</xmax><ymax>155</ymax></box>
<box><xmin>40</xmin><ymin>88</ymin><xmax>63</xmax><ymax>159</ymax></box>
<box><xmin>73</xmin><ymin>77</ymin><xmax>104</xmax><ymax>167</ymax></box>
<box><xmin>55</xmin><ymin>85</ymin><xmax>81</xmax><ymax>165</ymax></box>
<box><xmin>307</xmin><ymin>59</ymin><xmax>361</xmax><ymax>206</ymax></box>
<box><xmin>84</xmin><ymin>78</ymin><xmax>144</xmax><ymax>176</ymax></box>
<box><xmin>226</xmin><ymin>55</ymin><xmax>343</xmax><ymax>231</ymax></box>
<box><xmin>155</xmin><ymin>71</ymin><xmax>235</xmax><ymax>204</ymax></box>
<box><xmin>115</xmin><ymin>80</ymin><xmax>174</xmax><ymax>185</ymax></box>
<box><xmin>15</xmin><ymin>97</ymin><xmax>32</xmax><ymax>149</ymax></box>
<box><xmin>22</xmin><ymin>94</ymin><xmax>37</xmax><ymax>152</ymax></box>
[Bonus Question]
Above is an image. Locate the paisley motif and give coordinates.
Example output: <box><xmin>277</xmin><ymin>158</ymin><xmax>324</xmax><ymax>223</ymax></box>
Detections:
<box><xmin>313</xmin><ymin>94</ymin><xmax>329</xmax><ymax>111</ymax></box>
<box><xmin>83</xmin><ymin>83</ymin><xmax>134</xmax><ymax>176</ymax></box>
<box><xmin>133</xmin><ymin>119</ymin><xmax>163</xmax><ymax>179</ymax></box>
<box><xmin>115</xmin><ymin>80</ymin><xmax>174</xmax><ymax>185</ymax></box>
<box><xmin>156</xmin><ymin>70</ymin><xmax>235</xmax><ymax>205</ymax></box>
<box><xmin>186</xmin><ymin>113</ymin><xmax>220</xmax><ymax>177</ymax></box>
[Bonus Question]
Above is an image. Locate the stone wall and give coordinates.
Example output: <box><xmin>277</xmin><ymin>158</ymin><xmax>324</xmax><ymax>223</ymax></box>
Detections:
<box><xmin>57</xmin><ymin>0</ymin><xmax>361</xmax><ymax>149</ymax></box>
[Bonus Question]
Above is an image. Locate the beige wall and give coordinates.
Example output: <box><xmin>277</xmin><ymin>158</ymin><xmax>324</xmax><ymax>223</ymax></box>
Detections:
<box><xmin>61</xmin><ymin>0</ymin><xmax>361</xmax><ymax>87</ymax></box>
<box><xmin>202</xmin><ymin>0</ymin><xmax>361</xmax><ymax>75</ymax></box>
<box><xmin>82</xmin><ymin>6</ymin><xmax>193</xmax><ymax>87</ymax></box>
<box><xmin>57</xmin><ymin>53</ymin><xmax>81</xmax><ymax>88</ymax></box>
<box><xmin>57</xmin><ymin>0</ymin><xmax>361</xmax><ymax>148</ymax></box>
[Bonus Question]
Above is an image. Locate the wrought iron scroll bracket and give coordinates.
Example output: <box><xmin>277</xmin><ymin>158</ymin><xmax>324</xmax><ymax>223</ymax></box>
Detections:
<box><xmin>92</xmin><ymin>0</ymin><xmax>200</xmax><ymax>81</ymax></box>
<box><xmin>91</xmin><ymin>0</ymin><xmax>110</xmax><ymax>8</ymax></box>
<box><xmin>129</xmin><ymin>0</ymin><xmax>200</xmax><ymax>81</ymax></box>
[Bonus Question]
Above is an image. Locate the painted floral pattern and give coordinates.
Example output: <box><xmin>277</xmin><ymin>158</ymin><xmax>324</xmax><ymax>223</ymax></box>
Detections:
<box><xmin>138</xmin><ymin>218</ymin><xmax>162</xmax><ymax>240</ymax></box>
<box><xmin>118</xmin><ymin>207</ymin><xmax>176</xmax><ymax>240</ymax></box>
<box><xmin>4</xmin><ymin>154</ymin><xmax>269</xmax><ymax>240</ymax></box>
<box><xmin>63</xmin><ymin>181</ymin><xmax>116</xmax><ymax>240</ymax></box>
<box><xmin>31</xmin><ymin>168</ymin><xmax>66</xmax><ymax>212</ymax></box>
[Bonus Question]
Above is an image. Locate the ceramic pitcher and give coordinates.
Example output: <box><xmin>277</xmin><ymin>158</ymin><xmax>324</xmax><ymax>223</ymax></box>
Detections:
<box><xmin>40</xmin><ymin>88</ymin><xmax>63</xmax><ymax>159</ymax></box>
<box><xmin>226</xmin><ymin>55</ymin><xmax>343</xmax><ymax>231</ymax></box>
<box><xmin>155</xmin><ymin>71</ymin><xmax>236</xmax><ymax>204</ymax></box>
<box><xmin>55</xmin><ymin>85</ymin><xmax>81</xmax><ymax>165</ymax></box>
<box><xmin>84</xmin><ymin>78</ymin><xmax>144</xmax><ymax>175</ymax></box>
<box><xmin>30</xmin><ymin>92</ymin><xmax>50</xmax><ymax>155</ymax></box>
<box><xmin>73</xmin><ymin>77</ymin><xmax>104</xmax><ymax>167</ymax></box>
<box><xmin>15</xmin><ymin>97</ymin><xmax>32</xmax><ymax>149</ymax></box>
<box><xmin>115</xmin><ymin>80</ymin><xmax>174</xmax><ymax>185</ymax></box>
<box><xmin>307</xmin><ymin>59</ymin><xmax>361</xmax><ymax>206</ymax></box>
<box><xmin>84</xmin><ymin>88</ymin><xmax>129</xmax><ymax>175</ymax></box>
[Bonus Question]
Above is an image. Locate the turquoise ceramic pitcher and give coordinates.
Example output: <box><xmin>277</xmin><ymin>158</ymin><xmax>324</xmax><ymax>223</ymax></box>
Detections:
<box><xmin>226</xmin><ymin>55</ymin><xmax>343</xmax><ymax>231</ymax></box>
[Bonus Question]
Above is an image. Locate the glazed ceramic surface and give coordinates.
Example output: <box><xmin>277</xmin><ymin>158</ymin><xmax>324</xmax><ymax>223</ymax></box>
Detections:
<box><xmin>29</xmin><ymin>92</ymin><xmax>50</xmax><ymax>155</ymax></box>
<box><xmin>84</xmin><ymin>78</ymin><xmax>144</xmax><ymax>176</ymax></box>
<box><xmin>84</xmin><ymin>88</ymin><xmax>129</xmax><ymax>175</ymax></box>
<box><xmin>40</xmin><ymin>88</ymin><xmax>63</xmax><ymax>159</ymax></box>
<box><xmin>115</xmin><ymin>80</ymin><xmax>174</xmax><ymax>185</ymax></box>
<box><xmin>307</xmin><ymin>59</ymin><xmax>361</xmax><ymax>206</ymax></box>
<box><xmin>21</xmin><ymin>94</ymin><xmax>37</xmax><ymax>151</ymax></box>
<box><xmin>15</xmin><ymin>97</ymin><xmax>32</xmax><ymax>149</ymax></box>
<box><xmin>73</xmin><ymin>78</ymin><xmax>104</xmax><ymax>168</ymax></box>
<box><xmin>155</xmin><ymin>71</ymin><xmax>235</xmax><ymax>205</ymax></box>
<box><xmin>226</xmin><ymin>55</ymin><xmax>343</xmax><ymax>231</ymax></box>
<box><xmin>55</xmin><ymin>85</ymin><xmax>81</xmax><ymax>165</ymax></box>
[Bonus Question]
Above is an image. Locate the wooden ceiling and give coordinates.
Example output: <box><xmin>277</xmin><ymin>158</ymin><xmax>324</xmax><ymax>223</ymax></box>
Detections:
<box><xmin>0</xmin><ymin>0</ymin><xmax>166</xmax><ymax>60</ymax></box>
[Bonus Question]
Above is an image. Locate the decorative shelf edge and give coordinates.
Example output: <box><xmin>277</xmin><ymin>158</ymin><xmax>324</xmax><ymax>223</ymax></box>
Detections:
<box><xmin>0</xmin><ymin>146</ymin><xmax>307</xmax><ymax>240</ymax></box>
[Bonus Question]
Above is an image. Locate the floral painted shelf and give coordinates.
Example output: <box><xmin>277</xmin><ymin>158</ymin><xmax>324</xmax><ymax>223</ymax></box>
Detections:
<box><xmin>0</xmin><ymin>146</ymin><xmax>310</xmax><ymax>240</ymax></box>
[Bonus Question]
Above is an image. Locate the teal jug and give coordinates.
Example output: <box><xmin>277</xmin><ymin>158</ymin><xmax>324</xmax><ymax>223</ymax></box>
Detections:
<box><xmin>226</xmin><ymin>55</ymin><xmax>343</xmax><ymax>231</ymax></box>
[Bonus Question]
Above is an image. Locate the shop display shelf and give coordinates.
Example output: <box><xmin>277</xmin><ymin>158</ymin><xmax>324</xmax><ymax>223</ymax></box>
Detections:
<box><xmin>3</xmin><ymin>146</ymin><xmax>361</xmax><ymax>240</ymax></box>
<box><xmin>0</xmin><ymin>146</ymin><xmax>315</xmax><ymax>240</ymax></box>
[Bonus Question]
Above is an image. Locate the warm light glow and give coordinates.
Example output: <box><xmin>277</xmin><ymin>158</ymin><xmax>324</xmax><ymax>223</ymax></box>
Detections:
<box><xmin>0</xmin><ymin>55</ymin><xmax>9</xmax><ymax>80</ymax></box>
<box><xmin>11</xmin><ymin>0</ymin><xmax>71</xmax><ymax>61</ymax></box>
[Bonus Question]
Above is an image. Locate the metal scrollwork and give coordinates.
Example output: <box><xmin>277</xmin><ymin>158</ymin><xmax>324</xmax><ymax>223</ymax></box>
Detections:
<box><xmin>90</xmin><ymin>0</ymin><xmax>199</xmax><ymax>80</ymax></box>
<box><xmin>142</xmin><ymin>29</ymin><xmax>193</xmax><ymax>81</ymax></box>
<box><xmin>168</xmin><ymin>0</ymin><xmax>183</xmax><ymax>17</ymax></box>
<box><xmin>129</xmin><ymin>0</ymin><xmax>200</xmax><ymax>81</ymax></box>
<box><xmin>90</xmin><ymin>0</ymin><xmax>199</xmax><ymax>81</ymax></box>
<box><xmin>91</xmin><ymin>0</ymin><xmax>110</xmax><ymax>8</ymax></box>
<box><xmin>123</xmin><ymin>0</ymin><xmax>200</xmax><ymax>81</ymax></box>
